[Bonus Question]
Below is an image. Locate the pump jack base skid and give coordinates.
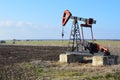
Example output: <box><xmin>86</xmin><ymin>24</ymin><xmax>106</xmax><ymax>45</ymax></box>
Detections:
<box><xmin>65</xmin><ymin>51</ymin><xmax>106</xmax><ymax>57</ymax></box>
<box><xmin>60</xmin><ymin>51</ymin><xmax>118</xmax><ymax>66</ymax></box>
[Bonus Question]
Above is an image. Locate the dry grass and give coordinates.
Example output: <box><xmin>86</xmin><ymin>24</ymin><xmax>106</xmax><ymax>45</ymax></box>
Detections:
<box><xmin>0</xmin><ymin>61</ymin><xmax>120</xmax><ymax>80</ymax></box>
<box><xmin>0</xmin><ymin>40</ymin><xmax>120</xmax><ymax>80</ymax></box>
<box><xmin>5</xmin><ymin>40</ymin><xmax>68</xmax><ymax>46</ymax></box>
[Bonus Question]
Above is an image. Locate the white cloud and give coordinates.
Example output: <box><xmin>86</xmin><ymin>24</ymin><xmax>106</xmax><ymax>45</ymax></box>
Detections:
<box><xmin>0</xmin><ymin>20</ymin><xmax>61</xmax><ymax>39</ymax></box>
<box><xmin>0</xmin><ymin>20</ymin><xmax>34</xmax><ymax>27</ymax></box>
<box><xmin>16</xmin><ymin>21</ymin><xmax>34</xmax><ymax>27</ymax></box>
<box><xmin>0</xmin><ymin>20</ymin><xmax>14</xmax><ymax>27</ymax></box>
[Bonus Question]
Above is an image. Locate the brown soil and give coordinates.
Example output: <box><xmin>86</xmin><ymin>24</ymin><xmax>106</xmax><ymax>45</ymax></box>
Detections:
<box><xmin>0</xmin><ymin>45</ymin><xmax>67</xmax><ymax>67</ymax></box>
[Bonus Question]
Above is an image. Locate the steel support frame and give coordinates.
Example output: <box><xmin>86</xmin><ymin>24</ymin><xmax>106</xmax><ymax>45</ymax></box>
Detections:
<box><xmin>67</xmin><ymin>19</ymin><xmax>82</xmax><ymax>52</ymax></box>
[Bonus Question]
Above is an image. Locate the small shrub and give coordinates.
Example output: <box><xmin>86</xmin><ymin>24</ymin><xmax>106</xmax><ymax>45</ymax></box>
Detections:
<box><xmin>91</xmin><ymin>76</ymin><xmax>99</xmax><ymax>80</ymax></box>
<box><xmin>113</xmin><ymin>72</ymin><xmax>120</xmax><ymax>80</ymax></box>
<box><xmin>104</xmin><ymin>73</ymin><xmax>112</xmax><ymax>79</ymax></box>
<box><xmin>35</xmin><ymin>68</ymin><xmax>43</xmax><ymax>75</ymax></box>
<box><xmin>0</xmin><ymin>40</ymin><xmax>6</xmax><ymax>43</ymax></box>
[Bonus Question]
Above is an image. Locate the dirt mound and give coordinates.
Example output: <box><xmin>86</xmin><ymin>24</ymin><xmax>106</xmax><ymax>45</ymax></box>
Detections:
<box><xmin>0</xmin><ymin>45</ymin><xmax>67</xmax><ymax>66</ymax></box>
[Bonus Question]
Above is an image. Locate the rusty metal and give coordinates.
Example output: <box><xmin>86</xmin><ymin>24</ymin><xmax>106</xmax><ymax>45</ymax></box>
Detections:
<box><xmin>62</xmin><ymin>10</ymin><xmax>110</xmax><ymax>55</ymax></box>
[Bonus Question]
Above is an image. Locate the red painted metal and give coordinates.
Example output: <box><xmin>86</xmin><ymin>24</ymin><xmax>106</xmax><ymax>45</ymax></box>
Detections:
<box><xmin>80</xmin><ymin>24</ymin><xmax>92</xmax><ymax>27</ymax></box>
<box><xmin>61</xmin><ymin>10</ymin><xmax>110</xmax><ymax>55</ymax></box>
<box><xmin>96</xmin><ymin>43</ymin><xmax>110</xmax><ymax>55</ymax></box>
<box><xmin>62</xmin><ymin>10</ymin><xmax>72</xmax><ymax>26</ymax></box>
<box><xmin>87</xmin><ymin>18</ymin><xmax>93</xmax><ymax>24</ymax></box>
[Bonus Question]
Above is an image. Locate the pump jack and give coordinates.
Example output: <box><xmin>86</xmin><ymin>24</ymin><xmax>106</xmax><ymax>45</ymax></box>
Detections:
<box><xmin>62</xmin><ymin>10</ymin><xmax>110</xmax><ymax>55</ymax></box>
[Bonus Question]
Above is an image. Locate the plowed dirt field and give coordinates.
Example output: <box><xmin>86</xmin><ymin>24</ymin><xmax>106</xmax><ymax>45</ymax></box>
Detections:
<box><xmin>0</xmin><ymin>45</ymin><xmax>67</xmax><ymax>67</ymax></box>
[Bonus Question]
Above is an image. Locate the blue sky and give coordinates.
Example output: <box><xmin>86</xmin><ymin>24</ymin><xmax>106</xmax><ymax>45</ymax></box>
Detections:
<box><xmin>0</xmin><ymin>0</ymin><xmax>120</xmax><ymax>40</ymax></box>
